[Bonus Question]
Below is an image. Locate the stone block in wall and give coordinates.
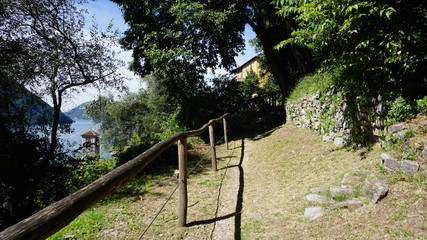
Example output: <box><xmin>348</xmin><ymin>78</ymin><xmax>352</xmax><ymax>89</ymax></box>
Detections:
<box><xmin>373</xmin><ymin>128</ymin><xmax>384</xmax><ymax>137</ymax></box>
<box><xmin>361</xmin><ymin>120</ymin><xmax>371</xmax><ymax>127</ymax></box>
<box><xmin>286</xmin><ymin>87</ymin><xmax>388</xmax><ymax>146</ymax></box>
<box><xmin>367</xmin><ymin>114</ymin><xmax>377</xmax><ymax>122</ymax></box>
<box><xmin>422</xmin><ymin>146</ymin><xmax>427</xmax><ymax>160</ymax></box>
<box><xmin>334</xmin><ymin>137</ymin><xmax>346</xmax><ymax>147</ymax></box>
<box><xmin>356</xmin><ymin>112</ymin><xmax>364</xmax><ymax>121</ymax></box>
<box><xmin>322</xmin><ymin>134</ymin><xmax>332</xmax><ymax>142</ymax></box>
<box><xmin>375</xmin><ymin>103</ymin><xmax>387</xmax><ymax>116</ymax></box>
<box><xmin>373</xmin><ymin>117</ymin><xmax>385</xmax><ymax>128</ymax></box>
<box><xmin>313</xmin><ymin>121</ymin><xmax>320</xmax><ymax>131</ymax></box>
<box><xmin>368</xmin><ymin>96</ymin><xmax>379</xmax><ymax>105</ymax></box>
<box><xmin>361</xmin><ymin>125</ymin><xmax>372</xmax><ymax>132</ymax></box>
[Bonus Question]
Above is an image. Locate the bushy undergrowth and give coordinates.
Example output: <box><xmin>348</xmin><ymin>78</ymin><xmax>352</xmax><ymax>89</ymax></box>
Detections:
<box><xmin>385</xmin><ymin>95</ymin><xmax>427</xmax><ymax>126</ymax></box>
<box><xmin>68</xmin><ymin>156</ymin><xmax>116</xmax><ymax>191</ymax></box>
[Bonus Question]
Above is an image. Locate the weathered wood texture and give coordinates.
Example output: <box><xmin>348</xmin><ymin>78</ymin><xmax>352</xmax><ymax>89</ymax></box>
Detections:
<box><xmin>177</xmin><ymin>138</ymin><xmax>188</xmax><ymax>227</ymax></box>
<box><xmin>209</xmin><ymin>125</ymin><xmax>217</xmax><ymax>171</ymax></box>
<box><xmin>223</xmin><ymin>118</ymin><xmax>228</xmax><ymax>150</ymax></box>
<box><xmin>0</xmin><ymin>113</ymin><xmax>228</xmax><ymax>240</ymax></box>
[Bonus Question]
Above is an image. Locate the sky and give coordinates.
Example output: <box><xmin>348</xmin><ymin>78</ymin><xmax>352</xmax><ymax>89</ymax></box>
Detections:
<box><xmin>62</xmin><ymin>0</ymin><xmax>257</xmax><ymax>111</ymax></box>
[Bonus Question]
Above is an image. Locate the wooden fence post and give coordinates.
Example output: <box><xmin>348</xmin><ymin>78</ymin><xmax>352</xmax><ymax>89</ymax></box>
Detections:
<box><xmin>209</xmin><ymin>125</ymin><xmax>217</xmax><ymax>171</ymax></box>
<box><xmin>178</xmin><ymin>138</ymin><xmax>188</xmax><ymax>227</ymax></box>
<box><xmin>223</xmin><ymin>117</ymin><xmax>228</xmax><ymax>150</ymax></box>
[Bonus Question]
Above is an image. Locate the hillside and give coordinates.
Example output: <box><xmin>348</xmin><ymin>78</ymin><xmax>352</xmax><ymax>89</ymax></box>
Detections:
<box><xmin>65</xmin><ymin>101</ymin><xmax>92</xmax><ymax>120</ymax></box>
<box><xmin>50</xmin><ymin>123</ymin><xmax>426</xmax><ymax>239</ymax></box>
<box><xmin>0</xmin><ymin>82</ymin><xmax>73</xmax><ymax>125</ymax></box>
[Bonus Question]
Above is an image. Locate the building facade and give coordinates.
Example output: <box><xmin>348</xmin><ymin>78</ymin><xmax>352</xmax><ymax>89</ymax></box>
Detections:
<box><xmin>231</xmin><ymin>56</ymin><xmax>261</xmax><ymax>81</ymax></box>
<box><xmin>81</xmin><ymin>130</ymin><xmax>100</xmax><ymax>155</ymax></box>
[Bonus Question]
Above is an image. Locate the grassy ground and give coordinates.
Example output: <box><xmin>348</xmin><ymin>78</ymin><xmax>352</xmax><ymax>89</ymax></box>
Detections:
<box><xmin>239</xmin><ymin>124</ymin><xmax>426</xmax><ymax>240</ymax></box>
<box><xmin>48</xmin><ymin>140</ymin><xmax>238</xmax><ymax>239</ymax></box>
<box><xmin>48</xmin><ymin>123</ymin><xmax>426</xmax><ymax>239</ymax></box>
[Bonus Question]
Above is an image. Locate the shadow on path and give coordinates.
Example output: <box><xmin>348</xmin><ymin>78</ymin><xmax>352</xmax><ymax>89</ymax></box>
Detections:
<box><xmin>187</xmin><ymin>139</ymin><xmax>245</xmax><ymax>240</ymax></box>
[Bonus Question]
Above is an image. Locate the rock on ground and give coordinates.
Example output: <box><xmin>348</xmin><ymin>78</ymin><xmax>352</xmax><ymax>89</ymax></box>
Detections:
<box><xmin>306</xmin><ymin>194</ymin><xmax>327</xmax><ymax>204</ymax></box>
<box><xmin>364</xmin><ymin>178</ymin><xmax>389</xmax><ymax>203</ymax></box>
<box><xmin>381</xmin><ymin>152</ymin><xmax>419</xmax><ymax>174</ymax></box>
<box><xmin>330</xmin><ymin>200</ymin><xmax>363</xmax><ymax>211</ymax></box>
<box><xmin>422</xmin><ymin>146</ymin><xmax>427</xmax><ymax>160</ymax></box>
<box><xmin>310</xmin><ymin>186</ymin><xmax>329</xmax><ymax>193</ymax></box>
<box><xmin>304</xmin><ymin>207</ymin><xmax>324</xmax><ymax>220</ymax></box>
<box><xmin>341</xmin><ymin>173</ymin><xmax>352</xmax><ymax>184</ymax></box>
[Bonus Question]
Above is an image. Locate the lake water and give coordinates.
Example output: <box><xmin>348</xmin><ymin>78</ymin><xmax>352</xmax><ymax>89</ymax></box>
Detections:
<box><xmin>60</xmin><ymin>119</ymin><xmax>109</xmax><ymax>158</ymax></box>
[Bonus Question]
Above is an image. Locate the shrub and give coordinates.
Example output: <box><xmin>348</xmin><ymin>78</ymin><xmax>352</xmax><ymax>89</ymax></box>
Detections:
<box><xmin>416</xmin><ymin>96</ymin><xmax>427</xmax><ymax>114</ymax></box>
<box><xmin>385</xmin><ymin>97</ymin><xmax>415</xmax><ymax>126</ymax></box>
<box><xmin>69</xmin><ymin>156</ymin><xmax>116</xmax><ymax>191</ymax></box>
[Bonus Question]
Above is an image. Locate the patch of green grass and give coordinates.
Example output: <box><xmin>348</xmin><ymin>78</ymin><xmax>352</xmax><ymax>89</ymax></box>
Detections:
<box><xmin>376</xmin><ymin>163</ymin><xmax>388</xmax><ymax>175</ymax></box>
<box><xmin>332</xmin><ymin>192</ymin><xmax>357</xmax><ymax>202</ymax></box>
<box><xmin>388</xmin><ymin>208</ymin><xmax>408</xmax><ymax>222</ymax></box>
<box><xmin>48</xmin><ymin>209</ymin><xmax>105</xmax><ymax>240</ymax></box>
<box><xmin>388</xmin><ymin>229</ymin><xmax>414</xmax><ymax>238</ymax></box>
<box><xmin>198</xmin><ymin>179</ymin><xmax>216</xmax><ymax>187</ymax></box>
<box><xmin>407</xmin><ymin>174</ymin><xmax>427</xmax><ymax>190</ymax></box>
<box><xmin>287</xmin><ymin>70</ymin><xmax>336</xmax><ymax>102</ymax></box>
<box><xmin>242</xmin><ymin>220</ymin><xmax>262</xmax><ymax>240</ymax></box>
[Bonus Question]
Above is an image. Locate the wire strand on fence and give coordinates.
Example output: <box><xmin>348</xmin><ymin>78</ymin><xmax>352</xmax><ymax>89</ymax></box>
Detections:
<box><xmin>188</xmin><ymin>135</ymin><xmax>225</xmax><ymax>174</ymax></box>
<box><xmin>137</xmin><ymin>181</ymin><xmax>181</xmax><ymax>240</ymax></box>
<box><xmin>136</xmin><ymin>132</ymin><xmax>226</xmax><ymax>239</ymax></box>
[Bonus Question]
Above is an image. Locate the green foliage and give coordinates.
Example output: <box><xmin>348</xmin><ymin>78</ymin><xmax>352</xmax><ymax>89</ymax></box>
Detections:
<box><xmin>240</xmin><ymin>71</ymin><xmax>261</xmax><ymax>99</ymax></box>
<box><xmin>384</xmin><ymin>95</ymin><xmax>427</xmax><ymax>126</ymax></box>
<box><xmin>319</xmin><ymin>93</ymin><xmax>339</xmax><ymax>135</ymax></box>
<box><xmin>48</xmin><ymin>209</ymin><xmax>104</xmax><ymax>240</ymax></box>
<box><xmin>1</xmin><ymin>0</ymin><xmax>126</xmax><ymax>229</ymax></box>
<box><xmin>287</xmin><ymin>69</ymin><xmax>336</xmax><ymax>102</ymax></box>
<box><xmin>275</xmin><ymin>0</ymin><xmax>427</xmax><ymax>95</ymax></box>
<box><xmin>68</xmin><ymin>157</ymin><xmax>116</xmax><ymax>191</ymax></box>
<box><xmin>385</xmin><ymin>97</ymin><xmax>415</xmax><ymax>126</ymax></box>
<box><xmin>415</xmin><ymin>96</ymin><xmax>427</xmax><ymax>114</ymax></box>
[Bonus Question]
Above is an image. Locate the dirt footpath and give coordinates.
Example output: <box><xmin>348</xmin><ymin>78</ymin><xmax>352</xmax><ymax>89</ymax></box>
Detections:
<box><xmin>206</xmin><ymin>124</ymin><xmax>426</xmax><ymax>239</ymax></box>
<box><xmin>94</xmin><ymin>123</ymin><xmax>425</xmax><ymax>239</ymax></box>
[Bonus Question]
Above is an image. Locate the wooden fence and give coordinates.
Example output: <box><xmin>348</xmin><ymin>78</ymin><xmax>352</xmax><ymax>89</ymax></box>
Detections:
<box><xmin>0</xmin><ymin>113</ymin><xmax>229</xmax><ymax>240</ymax></box>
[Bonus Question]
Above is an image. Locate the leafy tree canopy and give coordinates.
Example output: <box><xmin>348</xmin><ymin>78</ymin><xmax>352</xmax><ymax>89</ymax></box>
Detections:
<box><xmin>113</xmin><ymin>0</ymin><xmax>314</xmax><ymax>102</ymax></box>
<box><xmin>0</xmin><ymin>0</ymin><xmax>125</xmax><ymax>229</ymax></box>
<box><xmin>275</xmin><ymin>0</ymin><xmax>427</xmax><ymax>96</ymax></box>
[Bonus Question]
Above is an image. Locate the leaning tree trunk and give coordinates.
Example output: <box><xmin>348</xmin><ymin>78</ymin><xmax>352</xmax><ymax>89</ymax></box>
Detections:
<box><xmin>246</xmin><ymin>1</ymin><xmax>314</xmax><ymax>99</ymax></box>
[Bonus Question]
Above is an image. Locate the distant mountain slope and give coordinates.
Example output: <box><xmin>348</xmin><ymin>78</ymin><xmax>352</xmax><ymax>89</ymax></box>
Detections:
<box><xmin>65</xmin><ymin>101</ymin><xmax>92</xmax><ymax>120</ymax></box>
<box><xmin>0</xmin><ymin>81</ymin><xmax>73</xmax><ymax>125</ymax></box>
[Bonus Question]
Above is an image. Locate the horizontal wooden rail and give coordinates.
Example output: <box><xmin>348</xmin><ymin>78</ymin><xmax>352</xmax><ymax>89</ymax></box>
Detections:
<box><xmin>0</xmin><ymin>113</ymin><xmax>229</xmax><ymax>240</ymax></box>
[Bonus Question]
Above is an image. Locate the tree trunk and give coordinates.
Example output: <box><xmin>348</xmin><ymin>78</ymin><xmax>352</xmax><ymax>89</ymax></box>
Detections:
<box><xmin>246</xmin><ymin>1</ymin><xmax>314</xmax><ymax>99</ymax></box>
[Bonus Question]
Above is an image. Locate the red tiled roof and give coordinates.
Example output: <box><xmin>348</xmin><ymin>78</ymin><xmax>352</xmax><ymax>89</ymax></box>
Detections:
<box><xmin>81</xmin><ymin>130</ymin><xmax>100</xmax><ymax>137</ymax></box>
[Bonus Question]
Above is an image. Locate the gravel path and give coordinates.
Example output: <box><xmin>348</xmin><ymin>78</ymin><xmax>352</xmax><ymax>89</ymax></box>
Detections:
<box><xmin>211</xmin><ymin>139</ymin><xmax>248</xmax><ymax>240</ymax></box>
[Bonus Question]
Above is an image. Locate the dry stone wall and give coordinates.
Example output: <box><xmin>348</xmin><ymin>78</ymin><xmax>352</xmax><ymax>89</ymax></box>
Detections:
<box><xmin>285</xmin><ymin>86</ymin><xmax>387</xmax><ymax>146</ymax></box>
